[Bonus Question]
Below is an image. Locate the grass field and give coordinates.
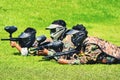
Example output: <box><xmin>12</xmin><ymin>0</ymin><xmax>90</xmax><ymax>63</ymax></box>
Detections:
<box><xmin>0</xmin><ymin>0</ymin><xmax>120</xmax><ymax>80</ymax></box>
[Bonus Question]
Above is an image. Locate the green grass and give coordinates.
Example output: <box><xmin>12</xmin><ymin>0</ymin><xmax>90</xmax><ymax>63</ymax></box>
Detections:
<box><xmin>0</xmin><ymin>0</ymin><xmax>120</xmax><ymax>80</ymax></box>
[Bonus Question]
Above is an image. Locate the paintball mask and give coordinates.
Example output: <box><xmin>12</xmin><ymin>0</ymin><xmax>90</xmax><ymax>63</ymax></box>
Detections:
<box><xmin>18</xmin><ymin>27</ymin><xmax>36</xmax><ymax>48</ymax></box>
<box><xmin>46</xmin><ymin>20</ymin><xmax>66</xmax><ymax>41</ymax></box>
<box><xmin>71</xmin><ymin>31</ymin><xmax>87</xmax><ymax>46</ymax></box>
<box><xmin>66</xmin><ymin>24</ymin><xmax>88</xmax><ymax>46</ymax></box>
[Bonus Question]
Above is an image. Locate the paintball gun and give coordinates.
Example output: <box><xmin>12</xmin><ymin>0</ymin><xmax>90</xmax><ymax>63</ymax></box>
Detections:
<box><xmin>29</xmin><ymin>41</ymin><xmax>64</xmax><ymax>52</ymax></box>
<box><xmin>43</xmin><ymin>49</ymin><xmax>79</xmax><ymax>60</ymax></box>
<box><xmin>1</xmin><ymin>26</ymin><xmax>21</xmax><ymax>41</ymax></box>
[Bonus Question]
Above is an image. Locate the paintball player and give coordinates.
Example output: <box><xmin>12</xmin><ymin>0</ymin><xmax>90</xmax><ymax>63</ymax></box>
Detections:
<box><xmin>56</xmin><ymin>24</ymin><xmax>120</xmax><ymax>64</ymax></box>
<box><xmin>37</xmin><ymin>19</ymin><xmax>69</xmax><ymax>56</ymax></box>
<box><xmin>10</xmin><ymin>19</ymin><xmax>68</xmax><ymax>56</ymax></box>
<box><xmin>10</xmin><ymin>27</ymin><xmax>37</xmax><ymax>56</ymax></box>
<box><xmin>43</xmin><ymin>24</ymin><xmax>88</xmax><ymax>61</ymax></box>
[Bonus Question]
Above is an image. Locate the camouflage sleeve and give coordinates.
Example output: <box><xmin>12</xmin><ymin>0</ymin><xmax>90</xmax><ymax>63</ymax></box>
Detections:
<box><xmin>70</xmin><ymin>59</ymin><xmax>81</xmax><ymax>65</ymax></box>
<box><xmin>47</xmin><ymin>49</ymin><xmax>56</xmax><ymax>56</ymax></box>
<box><xmin>80</xmin><ymin>43</ymin><xmax>103</xmax><ymax>64</ymax></box>
<box><xmin>68</xmin><ymin>57</ymin><xmax>90</xmax><ymax>65</ymax></box>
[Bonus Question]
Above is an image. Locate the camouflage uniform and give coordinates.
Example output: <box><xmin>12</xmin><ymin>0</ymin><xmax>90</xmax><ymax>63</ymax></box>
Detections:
<box><xmin>70</xmin><ymin>37</ymin><xmax>120</xmax><ymax>64</ymax></box>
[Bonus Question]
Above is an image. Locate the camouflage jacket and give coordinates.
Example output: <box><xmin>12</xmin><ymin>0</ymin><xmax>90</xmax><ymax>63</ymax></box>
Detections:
<box><xmin>62</xmin><ymin>35</ymin><xmax>76</xmax><ymax>51</ymax></box>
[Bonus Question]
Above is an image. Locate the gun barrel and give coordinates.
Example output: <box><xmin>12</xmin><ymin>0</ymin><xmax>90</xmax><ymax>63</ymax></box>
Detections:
<box><xmin>43</xmin><ymin>49</ymin><xmax>79</xmax><ymax>60</ymax></box>
<box><xmin>1</xmin><ymin>39</ymin><xmax>11</xmax><ymax>41</ymax></box>
<box><xmin>1</xmin><ymin>38</ymin><xmax>21</xmax><ymax>41</ymax></box>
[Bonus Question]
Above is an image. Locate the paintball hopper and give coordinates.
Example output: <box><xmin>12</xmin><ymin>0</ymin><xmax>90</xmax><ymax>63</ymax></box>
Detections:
<box><xmin>36</xmin><ymin>35</ymin><xmax>46</xmax><ymax>43</ymax></box>
<box><xmin>36</xmin><ymin>35</ymin><xmax>47</xmax><ymax>43</ymax></box>
<box><xmin>4</xmin><ymin>26</ymin><xmax>17</xmax><ymax>37</ymax></box>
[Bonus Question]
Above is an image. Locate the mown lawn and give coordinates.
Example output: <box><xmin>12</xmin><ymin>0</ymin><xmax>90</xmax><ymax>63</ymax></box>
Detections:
<box><xmin>0</xmin><ymin>0</ymin><xmax>120</xmax><ymax>80</ymax></box>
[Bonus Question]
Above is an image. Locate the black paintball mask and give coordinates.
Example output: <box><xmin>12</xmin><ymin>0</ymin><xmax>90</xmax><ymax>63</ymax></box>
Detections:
<box><xmin>66</xmin><ymin>24</ymin><xmax>88</xmax><ymax>46</ymax></box>
<box><xmin>18</xmin><ymin>27</ymin><xmax>36</xmax><ymax>48</ymax></box>
<box><xmin>72</xmin><ymin>31</ymin><xmax>87</xmax><ymax>46</ymax></box>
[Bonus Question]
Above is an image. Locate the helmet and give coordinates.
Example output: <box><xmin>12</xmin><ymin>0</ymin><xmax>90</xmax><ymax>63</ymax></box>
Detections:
<box><xmin>66</xmin><ymin>24</ymin><xmax>88</xmax><ymax>46</ymax></box>
<box><xmin>18</xmin><ymin>27</ymin><xmax>36</xmax><ymax>48</ymax></box>
<box><xmin>46</xmin><ymin>20</ymin><xmax>67</xmax><ymax>41</ymax></box>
